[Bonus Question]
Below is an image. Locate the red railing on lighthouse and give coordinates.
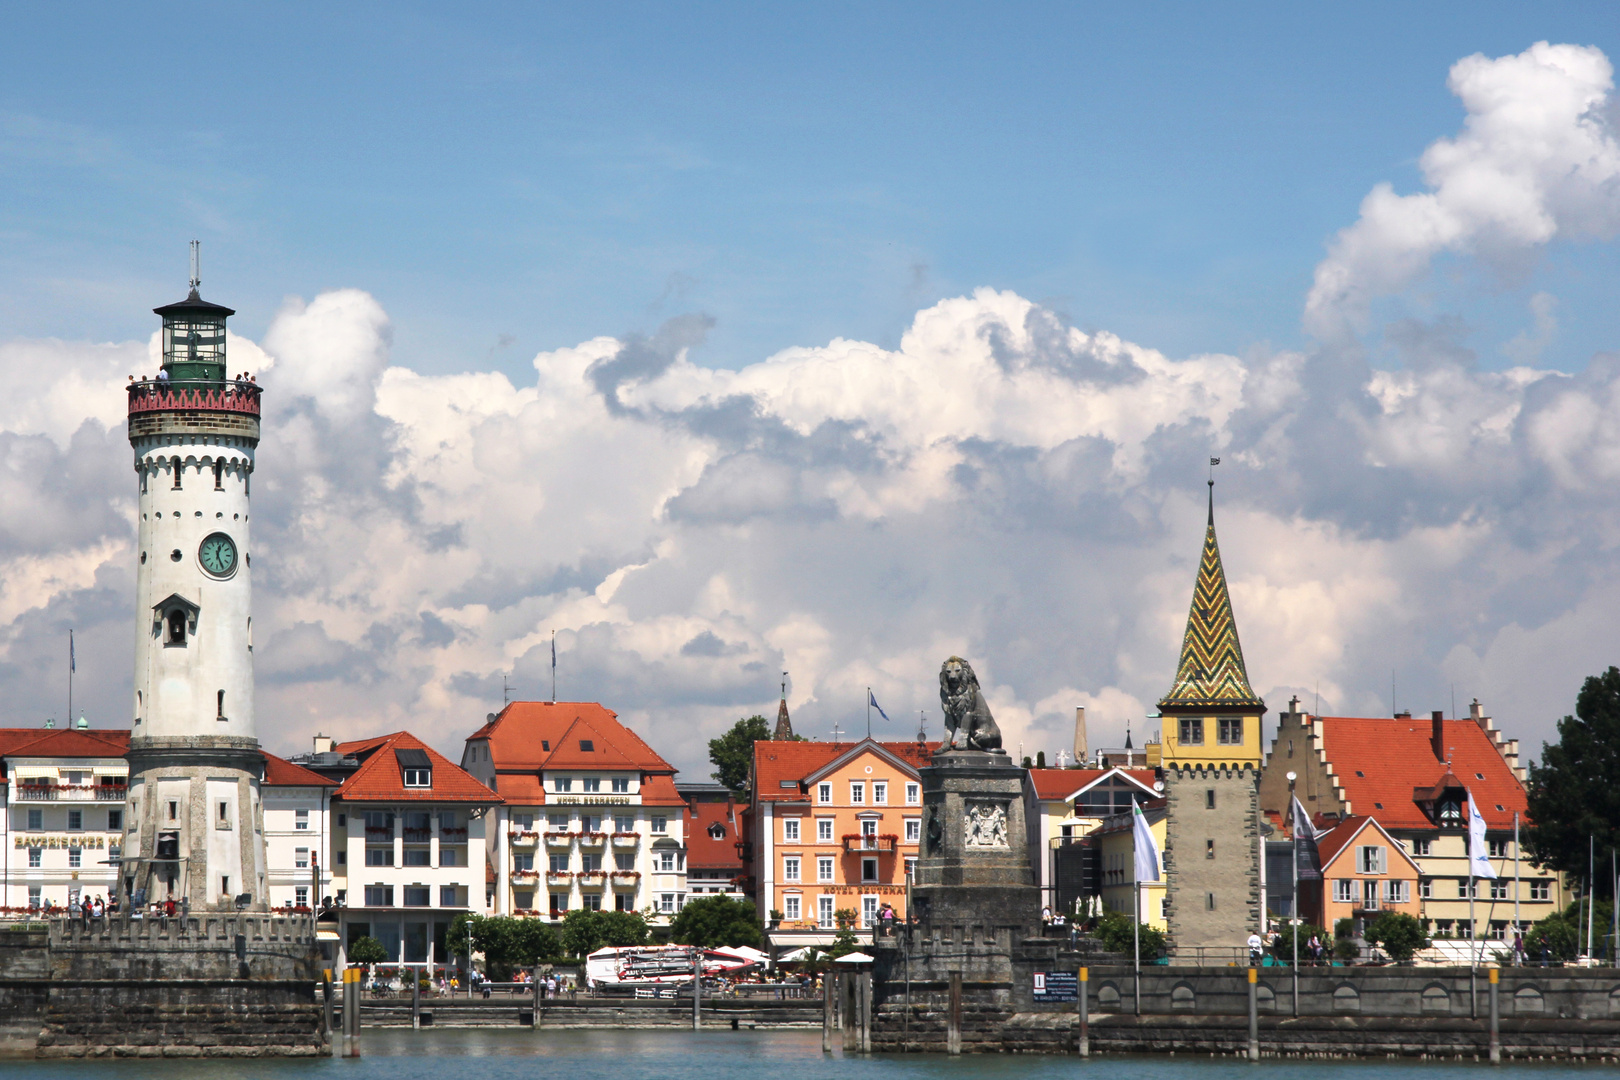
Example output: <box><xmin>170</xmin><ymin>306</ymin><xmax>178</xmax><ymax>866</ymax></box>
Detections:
<box><xmin>127</xmin><ymin>380</ymin><xmax>261</xmax><ymax>418</ymax></box>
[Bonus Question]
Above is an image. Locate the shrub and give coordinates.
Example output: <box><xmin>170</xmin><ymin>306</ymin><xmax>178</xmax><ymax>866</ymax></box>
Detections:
<box><xmin>1364</xmin><ymin>912</ymin><xmax>1429</xmax><ymax>964</ymax></box>
<box><xmin>1092</xmin><ymin>911</ymin><xmax>1166</xmax><ymax>959</ymax></box>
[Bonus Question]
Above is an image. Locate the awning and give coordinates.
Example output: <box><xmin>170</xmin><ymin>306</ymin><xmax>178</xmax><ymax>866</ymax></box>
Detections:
<box><xmin>316</xmin><ymin>930</ymin><xmax>341</xmax><ymax>941</ymax></box>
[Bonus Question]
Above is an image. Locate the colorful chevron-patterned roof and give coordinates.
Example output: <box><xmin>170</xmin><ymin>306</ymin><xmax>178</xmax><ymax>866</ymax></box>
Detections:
<box><xmin>1160</xmin><ymin>486</ymin><xmax>1264</xmax><ymax>710</ymax></box>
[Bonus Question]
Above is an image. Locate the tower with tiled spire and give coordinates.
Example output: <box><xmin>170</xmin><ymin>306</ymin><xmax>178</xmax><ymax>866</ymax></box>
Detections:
<box><xmin>773</xmin><ymin>672</ymin><xmax>794</xmax><ymax>739</ymax></box>
<box><xmin>1157</xmin><ymin>477</ymin><xmax>1264</xmax><ymax>957</ymax></box>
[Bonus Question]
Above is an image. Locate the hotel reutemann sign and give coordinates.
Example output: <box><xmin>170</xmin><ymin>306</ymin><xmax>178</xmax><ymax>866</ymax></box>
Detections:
<box><xmin>15</xmin><ymin>834</ymin><xmax>114</xmax><ymax>848</ymax></box>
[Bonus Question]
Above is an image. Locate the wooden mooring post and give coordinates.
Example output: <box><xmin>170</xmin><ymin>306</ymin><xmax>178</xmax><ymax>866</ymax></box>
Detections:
<box><xmin>1489</xmin><ymin>967</ymin><xmax>1501</xmax><ymax>1064</ymax></box>
<box><xmin>1247</xmin><ymin>967</ymin><xmax>1259</xmax><ymax>1061</ymax></box>
<box><xmin>342</xmin><ymin>966</ymin><xmax>361</xmax><ymax>1058</ymax></box>
<box><xmin>823</xmin><ymin>972</ymin><xmax>835</xmax><ymax>1052</ymax></box>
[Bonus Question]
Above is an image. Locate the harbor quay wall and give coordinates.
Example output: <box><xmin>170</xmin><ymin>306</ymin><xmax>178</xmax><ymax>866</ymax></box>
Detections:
<box><xmin>871</xmin><ymin>942</ymin><xmax>1620</xmax><ymax>1057</ymax></box>
<box><xmin>0</xmin><ymin>916</ymin><xmax>326</xmax><ymax>1058</ymax></box>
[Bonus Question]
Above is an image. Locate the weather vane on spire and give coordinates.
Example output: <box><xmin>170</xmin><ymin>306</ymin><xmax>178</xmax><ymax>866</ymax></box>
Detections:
<box><xmin>189</xmin><ymin>240</ymin><xmax>201</xmax><ymax>292</ymax></box>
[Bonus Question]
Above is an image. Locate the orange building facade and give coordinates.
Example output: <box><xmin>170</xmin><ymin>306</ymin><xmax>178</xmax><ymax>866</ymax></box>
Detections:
<box><xmin>1314</xmin><ymin>816</ymin><xmax>1423</xmax><ymax>933</ymax></box>
<box><xmin>746</xmin><ymin>738</ymin><xmax>936</xmax><ymax>947</ymax></box>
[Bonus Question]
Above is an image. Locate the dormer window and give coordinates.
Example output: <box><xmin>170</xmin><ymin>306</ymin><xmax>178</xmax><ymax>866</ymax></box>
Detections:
<box><xmin>155</xmin><ymin>593</ymin><xmax>200</xmax><ymax>647</ymax></box>
<box><xmin>1436</xmin><ymin>797</ymin><xmax>1462</xmax><ymax>827</ymax></box>
<box><xmin>395</xmin><ymin>748</ymin><xmax>432</xmax><ymax>789</ymax></box>
<box><xmin>708</xmin><ymin>822</ymin><xmax>726</xmax><ymax>840</ymax></box>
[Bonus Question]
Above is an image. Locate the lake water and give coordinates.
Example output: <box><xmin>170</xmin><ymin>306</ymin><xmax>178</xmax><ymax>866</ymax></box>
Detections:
<box><xmin>0</xmin><ymin>1030</ymin><xmax>1607</xmax><ymax>1079</ymax></box>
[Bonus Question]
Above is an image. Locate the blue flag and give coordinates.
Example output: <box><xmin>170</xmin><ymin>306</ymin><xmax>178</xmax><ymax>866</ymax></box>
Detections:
<box><xmin>868</xmin><ymin>690</ymin><xmax>890</xmax><ymax>723</ymax></box>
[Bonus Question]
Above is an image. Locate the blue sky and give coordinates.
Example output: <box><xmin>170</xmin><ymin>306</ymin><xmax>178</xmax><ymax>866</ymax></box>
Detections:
<box><xmin>4</xmin><ymin>7</ymin><xmax>1620</xmax><ymax>769</ymax></box>
<box><xmin>3</xmin><ymin>3</ymin><xmax>1615</xmax><ymax>377</ymax></box>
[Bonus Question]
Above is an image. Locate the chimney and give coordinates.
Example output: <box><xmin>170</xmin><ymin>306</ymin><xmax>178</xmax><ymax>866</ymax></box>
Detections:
<box><xmin>1073</xmin><ymin>707</ymin><xmax>1088</xmax><ymax>766</ymax></box>
<box><xmin>1430</xmin><ymin>711</ymin><xmax>1445</xmax><ymax>765</ymax></box>
<box><xmin>312</xmin><ymin>733</ymin><xmax>334</xmax><ymax>755</ymax></box>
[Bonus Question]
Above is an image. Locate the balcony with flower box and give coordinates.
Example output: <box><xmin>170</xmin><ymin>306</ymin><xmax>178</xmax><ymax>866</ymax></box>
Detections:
<box><xmin>16</xmin><ymin>782</ymin><xmax>128</xmax><ymax>802</ymax></box>
<box><xmin>610</xmin><ymin>832</ymin><xmax>640</xmax><ymax>849</ymax></box>
<box><xmin>842</xmin><ymin>834</ymin><xmax>899</xmax><ymax>854</ymax></box>
<box><xmin>544</xmin><ymin>832</ymin><xmax>575</xmax><ymax>850</ymax></box>
<box><xmin>509</xmin><ymin>829</ymin><xmax>540</xmax><ymax>848</ymax></box>
<box><xmin>576</xmin><ymin>871</ymin><xmax>608</xmax><ymax>889</ymax></box>
<box><xmin>545</xmin><ymin>871</ymin><xmax>573</xmax><ymax>888</ymax></box>
<box><xmin>510</xmin><ymin>869</ymin><xmax>540</xmax><ymax>885</ymax></box>
<box><xmin>402</xmin><ymin>827</ymin><xmax>432</xmax><ymax>842</ymax></box>
<box><xmin>439</xmin><ymin>826</ymin><xmax>468</xmax><ymax>841</ymax></box>
<box><xmin>610</xmin><ymin>871</ymin><xmax>641</xmax><ymax>888</ymax></box>
<box><xmin>577</xmin><ymin>832</ymin><xmax>608</xmax><ymax>850</ymax></box>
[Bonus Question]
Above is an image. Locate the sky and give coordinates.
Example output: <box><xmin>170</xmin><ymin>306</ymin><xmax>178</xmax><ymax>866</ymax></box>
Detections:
<box><xmin>2</xmin><ymin>4</ymin><xmax>1620</xmax><ymax>778</ymax></box>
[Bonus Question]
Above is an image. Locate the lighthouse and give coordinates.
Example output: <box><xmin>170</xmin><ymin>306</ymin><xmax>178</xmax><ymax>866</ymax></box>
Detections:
<box><xmin>121</xmin><ymin>244</ymin><xmax>266</xmax><ymax>910</ymax></box>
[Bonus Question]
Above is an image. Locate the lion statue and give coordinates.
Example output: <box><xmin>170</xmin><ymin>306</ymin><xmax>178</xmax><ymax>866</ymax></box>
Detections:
<box><xmin>939</xmin><ymin>656</ymin><xmax>1003</xmax><ymax>752</ymax></box>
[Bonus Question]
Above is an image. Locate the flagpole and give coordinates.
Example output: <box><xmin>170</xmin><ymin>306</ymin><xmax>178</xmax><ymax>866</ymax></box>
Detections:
<box><xmin>68</xmin><ymin>629</ymin><xmax>74</xmax><ymax>725</ymax></box>
<box><xmin>551</xmin><ymin>630</ymin><xmax>556</xmax><ymax>704</ymax></box>
<box><xmin>866</xmin><ymin>688</ymin><xmax>871</xmax><ymax>741</ymax></box>
<box><xmin>1513</xmin><ymin>812</ymin><xmax>1521</xmax><ymax>962</ymax></box>
<box><xmin>1288</xmin><ymin>773</ymin><xmax>1299</xmax><ymax>1016</ymax></box>
<box><xmin>1133</xmin><ymin>877</ymin><xmax>1141</xmax><ymax>1016</ymax></box>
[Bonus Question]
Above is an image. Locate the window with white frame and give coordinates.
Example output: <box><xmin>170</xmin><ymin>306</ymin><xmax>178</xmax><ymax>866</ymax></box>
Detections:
<box><xmin>295</xmin><ymin>886</ymin><xmax>309</xmax><ymax>907</ymax></box>
<box><xmin>28</xmin><ymin>847</ymin><xmax>41</xmax><ymax>868</ymax></box>
<box><xmin>660</xmin><ymin>894</ymin><xmax>676</xmax><ymax>913</ymax></box>
<box><xmin>1333</xmin><ymin>879</ymin><xmax>1354</xmax><ymax>903</ymax></box>
<box><xmin>1530</xmin><ymin>880</ymin><xmax>1550</xmax><ymax>900</ymax></box>
<box><xmin>1420</xmin><ymin>879</ymin><xmax>1433</xmax><ymax>898</ymax></box>
<box><xmin>1489</xmin><ymin>880</ymin><xmax>1508</xmax><ymax>900</ymax></box>
<box><xmin>549</xmin><ymin>813</ymin><xmax>570</xmax><ymax>829</ymax></box>
<box><xmin>1385</xmin><ymin>880</ymin><xmax>1410</xmax><ymax>904</ymax></box>
<box><xmin>817</xmin><ymin>856</ymin><xmax>834</xmax><ymax>882</ymax></box>
<box><xmin>612</xmin><ymin>777</ymin><xmax>629</xmax><ymax>793</ymax></box>
<box><xmin>658</xmin><ymin>850</ymin><xmax>677</xmax><ymax>872</ymax></box>
<box><xmin>441</xmin><ymin>885</ymin><xmax>459</xmax><ymax>907</ymax></box>
<box><xmin>68</xmin><ymin>846</ymin><xmax>82</xmax><ymax>869</ymax></box>
<box><xmin>1356</xmin><ymin>845</ymin><xmax>1386</xmax><ymax>874</ymax></box>
<box><xmin>905</xmin><ymin>818</ymin><xmax>920</xmax><ymax>843</ymax></box>
<box><xmin>295</xmin><ymin>808</ymin><xmax>310</xmax><ymax>831</ymax></box>
<box><xmin>651</xmin><ymin>816</ymin><xmax>667</xmax><ymax>834</ymax></box>
<box><xmin>554</xmin><ymin>777</ymin><xmax>573</xmax><ymax>793</ymax></box>
<box><xmin>582</xmin><ymin>777</ymin><xmax>600</xmax><ymax>793</ymax></box>
<box><xmin>295</xmin><ymin>847</ymin><xmax>309</xmax><ymax>868</ymax></box>
<box><xmin>861</xmin><ymin>818</ymin><xmax>877</xmax><ymax>838</ymax></box>
<box><xmin>68</xmin><ymin>810</ymin><xmax>82</xmax><ymax>830</ymax></box>
<box><xmin>849</xmin><ymin>782</ymin><xmax>865</xmax><ymax>805</ymax></box>
<box><xmin>818</xmin><ymin>895</ymin><xmax>835</xmax><ymax>928</ymax></box>
<box><xmin>861</xmin><ymin>857</ymin><xmax>878</xmax><ymax>882</ymax></box>
<box><xmin>904</xmin><ymin>856</ymin><xmax>916</xmax><ymax>879</ymax></box>
<box><xmin>28</xmin><ymin>886</ymin><xmax>41</xmax><ymax>907</ymax></box>
<box><xmin>817</xmin><ymin>818</ymin><xmax>833</xmax><ymax>842</ymax></box>
<box><xmin>784</xmin><ymin>895</ymin><xmax>801</xmax><ymax>921</ymax></box>
<box><xmin>27</xmin><ymin>809</ymin><xmax>42</xmax><ymax>831</ymax></box>
<box><xmin>784</xmin><ymin>856</ymin><xmax>801</xmax><ymax>882</ymax></box>
<box><xmin>905</xmin><ymin>782</ymin><xmax>919</xmax><ymax>805</ymax></box>
<box><xmin>818</xmin><ymin>783</ymin><xmax>832</xmax><ymax>804</ymax></box>
<box><xmin>873</xmin><ymin>781</ymin><xmax>887</xmax><ymax>805</ymax></box>
<box><xmin>783</xmin><ymin>818</ymin><xmax>800</xmax><ymax>842</ymax></box>
<box><xmin>614</xmin><ymin>815</ymin><xmax>634</xmax><ymax>833</ymax></box>
<box><xmin>861</xmin><ymin>894</ymin><xmax>879</xmax><ymax>927</ymax></box>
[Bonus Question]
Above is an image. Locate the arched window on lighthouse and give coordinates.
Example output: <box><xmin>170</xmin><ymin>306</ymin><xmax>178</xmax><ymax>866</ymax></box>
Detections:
<box><xmin>168</xmin><ymin>610</ymin><xmax>187</xmax><ymax>644</ymax></box>
<box><xmin>172</xmin><ymin>459</ymin><xmax>183</xmax><ymax>490</ymax></box>
<box><xmin>213</xmin><ymin>460</ymin><xmax>224</xmax><ymax>490</ymax></box>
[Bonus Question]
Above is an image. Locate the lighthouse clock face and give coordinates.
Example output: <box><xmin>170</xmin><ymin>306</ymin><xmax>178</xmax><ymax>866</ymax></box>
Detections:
<box><xmin>198</xmin><ymin>532</ymin><xmax>238</xmax><ymax>578</ymax></box>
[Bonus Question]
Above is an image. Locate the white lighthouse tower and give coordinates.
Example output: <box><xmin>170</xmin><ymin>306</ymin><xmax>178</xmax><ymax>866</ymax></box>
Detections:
<box><xmin>122</xmin><ymin>245</ymin><xmax>267</xmax><ymax>910</ymax></box>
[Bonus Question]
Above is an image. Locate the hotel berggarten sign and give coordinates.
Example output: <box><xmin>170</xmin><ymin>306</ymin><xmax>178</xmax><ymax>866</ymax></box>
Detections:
<box><xmin>15</xmin><ymin>835</ymin><xmax>112</xmax><ymax>848</ymax></box>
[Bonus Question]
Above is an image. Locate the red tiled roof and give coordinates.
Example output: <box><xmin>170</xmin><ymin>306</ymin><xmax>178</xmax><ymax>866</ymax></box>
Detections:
<box><xmin>333</xmin><ymin>731</ymin><xmax>501</xmax><ymax>804</ymax></box>
<box><xmin>1316</xmin><ymin>716</ymin><xmax>1526</xmax><ymax>829</ymax></box>
<box><xmin>1027</xmin><ymin>767</ymin><xmax>1158</xmax><ymax>801</ymax></box>
<box><xmin>494</xmin><ymin>774</ymin><xmax>545</xmax><ymax>803</ymax></box>
<box><xmin>638</xmin><ymin>774</ymin><xmax>686</xmax><ymax>807</ymax></box>
<box><xmin>468</xmin><ymin>701</ymin><xmax>675</xmax><ymax>774</ymax></box>
<box><xmin>262</xmin><ymin>751</ymin><xmax>338</xmax><ymax>787</ymax></box>
<box><xmin>0</xmin><ymin>727</ymin><xmax>131</xmax><ymax>765</ymax></box>
<box><xmin>686</xmin><ymin>797</ymin><xmax>741</xmax><ymax>871</ymax></box>
<box><xmin>752</xmin><ymin>739</ymin><xmax>940</xmax><ymax>801</ymax></box>
<box><xmin>1315</xmin><ymin>817</ymin><xmax>1422</xmax><ymax>876</ymax></box>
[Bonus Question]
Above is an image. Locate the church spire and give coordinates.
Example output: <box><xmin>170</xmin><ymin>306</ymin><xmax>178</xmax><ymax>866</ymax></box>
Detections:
<box><xmin>773</xmin><ymin>670</ymin><xmax>794</xmax><ymax>739</ymax></box>
<box><xmin>1160</xmin><ymin>480</ymin><xmax>1263</xmax><ymax>710</ymax></box>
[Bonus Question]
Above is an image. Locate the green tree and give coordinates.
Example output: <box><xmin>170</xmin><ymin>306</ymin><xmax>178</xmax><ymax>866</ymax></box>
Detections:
<box><xmin>710</xmin><ymin>715</ymin><xmax>772</xmax><ymax>796</ymax></box>
<box><xmin>559</xmin><ymin>909</ymin><xmax>650</xmax><ymax>957</ymax></box>
<box><xmin>1526</xmin><ymin>667</ymin><xmax>1620</xmax><ymax>897</ymax></box>
<box><xmin>1269</xmin><ymin>921</ymin><xmax>1326</xmax><ymax>963</ymax></box>
<box><xmin>447</xmin><ymin>914</ymin><xmax>562</xmax><ymax>979</ymax></box>
<box><xmin>669</xmin><ymin>896</ymin><xmax>764</xmax><ymax>949</ymax></box>
<box><xmin>1036</xmin><ymin>751</ymin><xmax>1046</xmax><ymax>768</ymax></box>
<box><xmin>347</xmin><ymin>935</ymin><xmax>387</xmax><ymax>966</ymax></box>
<box><xmin>1525</xmin><ymin>909</ymin><xmax>1580</xmax><ymax>962</ymax></box>
<box><xmin>1364</xmin><ymin>912</ymin><xmax>1429</xmax><ymax>964</ymax></box>
<box><xmin>1332</xmin><ymin>917</ymin><xmax>1361</xmax><ymax>963</ymax></box>
<box><xmin>825</xmin><ymin>908</ymin><xmax>862</xmax><ymax>959</ymax></box>
<box><xmin>1091</xmin><ymin>911</ymin><xmax>1166</xmax><ymax>960</ymax></box>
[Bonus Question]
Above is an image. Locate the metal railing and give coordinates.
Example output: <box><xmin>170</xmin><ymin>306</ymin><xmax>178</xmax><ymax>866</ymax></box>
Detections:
<box><xmin>127</xmin><ymin>379</ymin><xmax>261</xmax><ymax>418</ymax></box>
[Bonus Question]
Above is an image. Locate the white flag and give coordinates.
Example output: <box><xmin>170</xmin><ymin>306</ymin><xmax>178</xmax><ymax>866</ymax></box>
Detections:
<box><xmin>1133</xmin><ymin>802</ymin><xmax>1161</xmax><ymax>883</ymax></box>
<box><xmin>1289</xmin><ymin>795</ymin><xmax>1321</xmax><ymax>842</ymax></box>
<box><xmin>1466</xmin><ymin>788</ymin><xmax>1498</xmax><ymax>880</ymax></box>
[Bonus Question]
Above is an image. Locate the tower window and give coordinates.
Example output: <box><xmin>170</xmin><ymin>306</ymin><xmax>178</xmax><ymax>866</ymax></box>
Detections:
<box><xmin>1217</xmin><ymin>718</ymin><xmax>1243</xmax><ymax>744</ymax></box>
<box><xmin>1179</xmin><ymin>718</ymin><xmax>1204</xmax><ymax>745</ymax></box>
<box><xmin>172</xmin><ymin>461</ymin><xmax>182</xmax><ymax>490</ymax></box>
<box><xmin>167</xmin><ymin>609</ymin><xmax>187</xmax><ymax>644</ymax></box>
<box><xmin>213</xmin><ymin>460</ymin><xmax>224</xmax><ymax>490</ymax></box>
<box><xmin>1206</xmin><ymin>839</ymin><xmax>1216</xmax><ymax>859</ymax></box>
<box><xmin>217</xmin><ymin>801</ymin><xmax>231</xmax><ymax>828</ymax></box>
<box><xmin>1205</xmin><ymin>789</ymin><xmax>1216</xmax><ymax>809</ymax></box>
<box><xmin>217</xmin><ymin>690</ymin><xmax>226</xmax><ymax>719</ymax></box>
<box><xmin>167</xmin><ymin>800</ymin><xmax>178</xmax><ymax>822</ymax></box>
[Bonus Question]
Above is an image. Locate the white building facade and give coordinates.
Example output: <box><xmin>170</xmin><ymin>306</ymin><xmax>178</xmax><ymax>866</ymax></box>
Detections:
<box><xmin>1</xmin><ymin>729</ymin><xmax>130</xmax><ymax>912</ymax></box>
